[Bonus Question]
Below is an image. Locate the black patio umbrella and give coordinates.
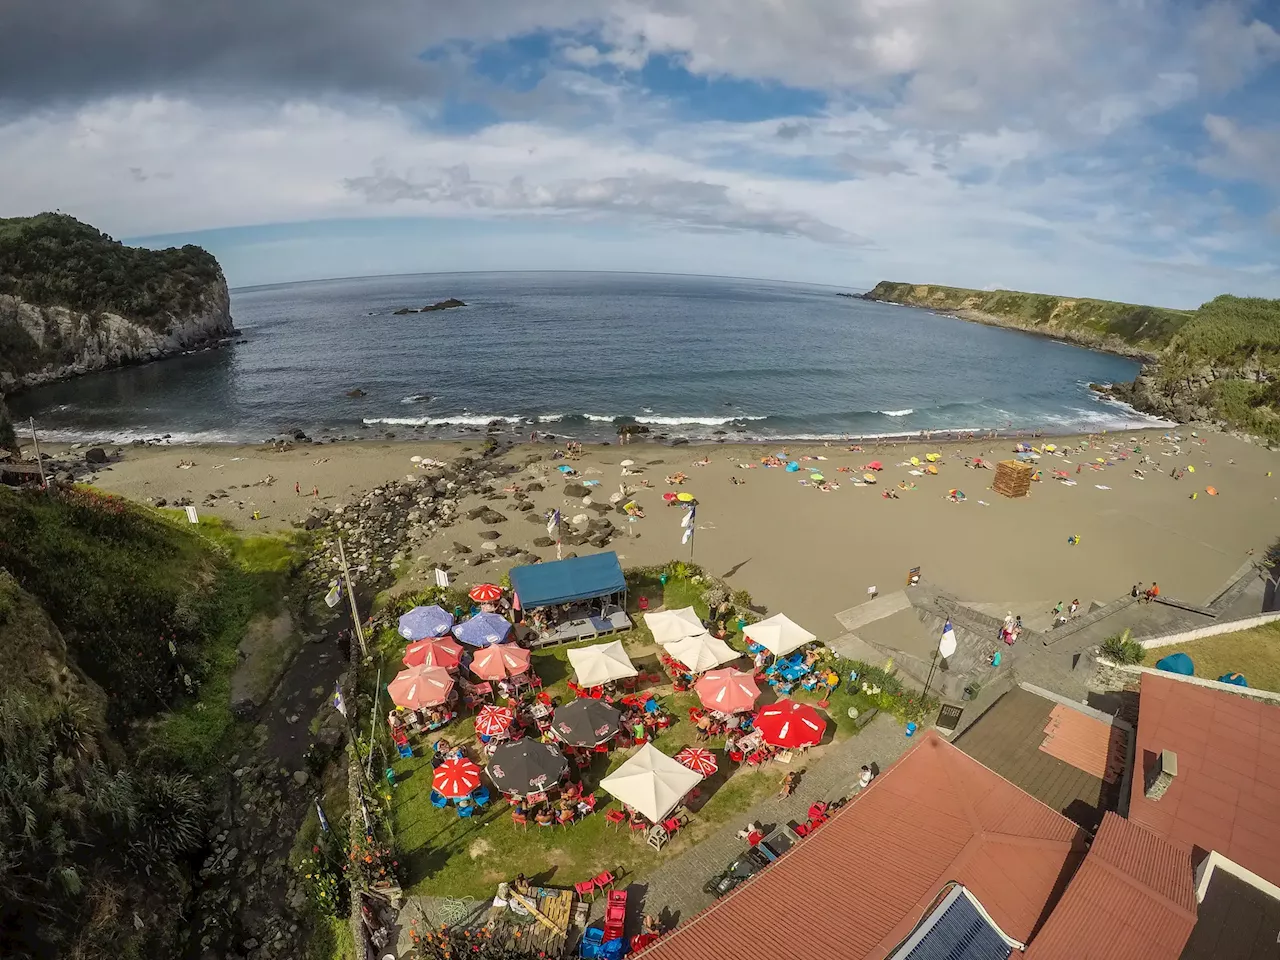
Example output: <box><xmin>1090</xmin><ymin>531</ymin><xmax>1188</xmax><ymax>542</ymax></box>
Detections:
<box><xmin>550</xmin><ymin>698</ymin><xmax>622</xmax><ymax>747</ymax></box>
<box><xmin>486</xmin><ymin>738</ymin><xmax>570</xmax><ymax>796</ymax></box>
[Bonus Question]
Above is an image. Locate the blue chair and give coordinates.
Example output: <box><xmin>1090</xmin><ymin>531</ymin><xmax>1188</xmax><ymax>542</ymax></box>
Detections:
<box><xmin>430</xmin><ymin>791</ymin><xmax>449</xmax><ymax>808</ymax></box>
<box><xmin>397</xmin><ymin>742</ymin><xmax>414</xmax><ymax>759</ymax></box>
<box><xmin>473</xmin><ymin>786</ymin><xmax>491</xmax><ymax>807</ymax></box>
<box><xmin>644</xmin><ymin>699</ymin><xmax>660</xmax><ymax>714</ymax></box>
<box><xmin>458</xmin><ymin>804</ymin><xmax>476</xmax><ymax>818</ymax></box>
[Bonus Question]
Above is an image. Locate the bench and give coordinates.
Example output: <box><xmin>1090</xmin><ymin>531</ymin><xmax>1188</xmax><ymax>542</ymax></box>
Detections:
<box><xmin>853</xmin><ymin>707</ymin><xmax>879</xmax><ymax>730</ymax></box>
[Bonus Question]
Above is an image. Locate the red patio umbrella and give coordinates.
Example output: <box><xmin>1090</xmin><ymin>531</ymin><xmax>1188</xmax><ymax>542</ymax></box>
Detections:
<box><xmin>388</xmin><ymin>665</ymin><xmax>455</xmax><ymax>710</ymax></box>
<box><xmin>694</xmin><ymin>668</ymin><xmax>761</xmax><ymax>714</ymax></box>
<box><xmin>867</xmin><ymin>461</ymin><xmax>883</xmax><ymax>471</ymax></box>
<box><xmin>469</xmin><ymin>583</ymin><xmax>503</xmax><ymax>604</ymax></box>
<box><xmin>403</xmin><ymin>635</ymin><xmax>465</xmax><ymax>670</ymax></box>
<box><xmin>433</xmin><ymin>757</ymin><xmax>482</xmax><ymax>799</ymax></box>
<box><xmin>470</xmin><ymin>644</ymin><xmax>532</xmax><ymax>681</ymax></box>
<box><xmin>475</xmin><ymin>704</ymin><xmax>515</xmax><ymax>738</ymax></box>
<box><xmin>755</xmin><ymin>700</ymin><xmax>826</xmax><ymax>748</ymax></box>
<box><xmin>674</xmin><ymin>746</ymin><xmax>718</xmax><ymax>777</ymax></box>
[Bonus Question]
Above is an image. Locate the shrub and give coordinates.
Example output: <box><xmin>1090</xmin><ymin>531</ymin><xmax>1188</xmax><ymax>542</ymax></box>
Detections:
<box><xmin>1101</xmin><ymin>628</ymin><xmax>1144</xmax><ymax>665</ymax></box>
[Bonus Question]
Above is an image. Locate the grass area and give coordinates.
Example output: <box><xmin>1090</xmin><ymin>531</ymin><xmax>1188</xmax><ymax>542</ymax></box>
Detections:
<box><xmin>1146</xmin><ymin>622</ymin><xmax>1280</xmax><ymax>692</ymax></box>
<box><xmin>377</xmin><ymin>574</ymin><xmax>867</xmax><ymax>899</ymax></box>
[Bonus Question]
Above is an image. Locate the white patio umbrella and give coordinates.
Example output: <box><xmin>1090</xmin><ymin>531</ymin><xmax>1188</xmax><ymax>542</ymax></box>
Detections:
<box><xmin>566</xmin><ymin>639</ymin><xmax>638</xmax><ymax>687</ymax></box>
<box><xmin>644</xmin><ymin>607</ymin><xmax>705</xmax><ymax>645</ymax></box>
<box><xmin>743</xmin><ymin>613</ymin><xmax>817</xmax><ymax>657</ymax></box>
<box><xmin>599</xmin><ymin>743</ymin><xmax>704</xmax><ymax>823</ymax></box>
<box><xmin>662</xmin><ymin>632</ymin><xmax>741</xmax><ymax>673</ymax></box>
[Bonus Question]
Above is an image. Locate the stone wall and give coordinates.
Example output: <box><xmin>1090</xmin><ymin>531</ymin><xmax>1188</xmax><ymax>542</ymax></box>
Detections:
<box><xmin>1137</xmin><ymin>611</ymin><xmax>1280</xmax><ymax>649</ymax></box>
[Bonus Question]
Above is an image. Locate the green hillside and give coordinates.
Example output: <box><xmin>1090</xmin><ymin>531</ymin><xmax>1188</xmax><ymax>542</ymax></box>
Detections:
<box><xmin>0</xmin><ymin>487</ymin><xmax>297</xmax><ymax>960</ymax></box>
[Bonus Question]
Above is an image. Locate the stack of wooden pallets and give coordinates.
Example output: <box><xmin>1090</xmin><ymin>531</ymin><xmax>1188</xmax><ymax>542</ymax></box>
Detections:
<box><xmin>993</xmin><ymin>459</ymin><xmax>1033</xmax><ymax>498</ymax></box>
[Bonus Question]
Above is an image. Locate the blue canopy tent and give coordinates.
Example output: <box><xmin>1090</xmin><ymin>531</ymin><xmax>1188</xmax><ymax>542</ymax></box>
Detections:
<box><xmin>509</xmin><ymin>552</ymin><xmax>627</xmax><ymax>609</ymax></box>
<box><xmin>1155</xmin><ymin>652</ymin><xmax>1195</xmax><ymax>676</ymax></box>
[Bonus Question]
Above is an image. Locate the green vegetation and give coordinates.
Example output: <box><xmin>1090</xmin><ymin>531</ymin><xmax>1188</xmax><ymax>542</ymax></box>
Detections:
<box><xmin>0</xmin><ymin>487</ymin><xmax>300</xmax><ymax>960</ymax></box>
<box><xmin>1145</xmin><ymin>622</ymin><xmax>1280</xmax><ymax>692</ymax></box>
<box><xmin>1101</xmin><ymin>628</ymin><xmax>1145</xmax><ymax>665</ymax></box>
<box><xmin>0</xmin><ymin>213</ymin><xmax>221</xmax><ymax>327</ymax></box>
<box><xmin>863</xmin><ymin>281</ymin><xmax>1191</xmax><ymax>350</ymax></box>
<box><xmin>0</xmin><ymin>396</ymin><xmax>16</xmax><ymax>455</ymax></box>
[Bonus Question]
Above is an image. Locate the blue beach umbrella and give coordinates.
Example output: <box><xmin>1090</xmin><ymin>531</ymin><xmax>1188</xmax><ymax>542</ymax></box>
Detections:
<box><xmin>1155</xmin><ymin>652</ymin><xmax>1194</xmax><ymax>676</ymax></box>
<box><xmin>1217</xmin><ymin>672</ymin><xmax>1248</xmax><ymax>687</ymax></box>
<box><xmin>398</xmin><ymin>604</ymin><xmax>455</xmax><ymax>641</ymax></box>
<box><xmin>453</xmin><ymin>612</ymin><xmax>513</xmax><ymax>647</ymax></box>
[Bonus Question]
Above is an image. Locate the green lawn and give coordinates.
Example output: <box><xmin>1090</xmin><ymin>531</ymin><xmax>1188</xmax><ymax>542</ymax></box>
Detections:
<box><xmin>1146</xmin><ymin>622</ymin><xmax>1280</xmax><ymax>692</ymax></box>
<box><xmin>378</xmin><ymin>576</ymin><xmax>870</xmax><ymax>899</ymax></box>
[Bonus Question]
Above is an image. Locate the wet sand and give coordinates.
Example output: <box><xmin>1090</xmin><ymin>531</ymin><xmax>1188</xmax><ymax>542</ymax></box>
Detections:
<box><xmin>49</xmin><ymin>429</ymin><xmax>1280</xmax><ymax>637</ymax></box>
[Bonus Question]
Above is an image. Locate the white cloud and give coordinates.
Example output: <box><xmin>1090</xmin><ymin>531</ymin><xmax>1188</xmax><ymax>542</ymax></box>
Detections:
<box><xmin>1201</xmin><ymin>114</ymin><xmax>1280</xmax><ymax>186</ymax></box>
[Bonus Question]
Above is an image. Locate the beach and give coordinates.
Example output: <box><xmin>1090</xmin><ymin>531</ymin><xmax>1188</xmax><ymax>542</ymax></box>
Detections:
<box><xmin>46</xmin><ymin>427</ymin><xmax>1279</xmax><ymax>639</ymax></box>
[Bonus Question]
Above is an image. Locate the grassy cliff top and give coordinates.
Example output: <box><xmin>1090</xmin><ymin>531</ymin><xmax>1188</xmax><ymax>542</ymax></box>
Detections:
<box><xmin>0</xmin><ymin>212</ymin><xmax>223</xmax><ymax>328</ymax></box>
<box><xmin>864</xmin><ymin>280</ymin><xmax>1193</xmax><ymax>349</ymax></box>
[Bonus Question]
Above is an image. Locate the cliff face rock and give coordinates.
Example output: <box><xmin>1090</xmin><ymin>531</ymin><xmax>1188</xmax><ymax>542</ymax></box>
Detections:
<box><xmin>0</xmin><ymin>282</ymin><xmax>234</xmax><ymax>391</ymax></box>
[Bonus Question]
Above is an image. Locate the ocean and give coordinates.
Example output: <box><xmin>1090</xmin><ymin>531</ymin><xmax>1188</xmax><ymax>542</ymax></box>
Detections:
<box><xmin>9</xmin><ymin>271</ymin><xmax>1165</xmax><ymax>444</ymax></box>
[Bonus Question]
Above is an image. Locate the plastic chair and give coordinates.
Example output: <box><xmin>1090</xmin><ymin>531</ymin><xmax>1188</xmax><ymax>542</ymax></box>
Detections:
<box><xmin>430</xmin><ymin>791</ymin><xmax>449</xmax><ymax>808</ymax></box>
<box><xmin>575</xmin><ymin>878</ymin><xmax>599</xmax><ymax>900</ymax></box>
<box><xmin>580</xmin><ymin>793</ymin><xmax>597</xmax><ymax>813</ymax></box>
<box><xmin>557</xmin><ymin>809</ymin><xmax>575</xmax><ymax>828</ymax></box>
<box><xmin>511</xmin><ymin>811</ymin><xmax>528</xmax><ymax>829</ymax></box>
<box><xmin>458</xmin><ymin>804</ymin><xmax>476</xmax><ymax>818</ymax></box>
<box><xmin>593</xmin><ymin>743</ymin><xmax>611</xmax><ymax>755</ymax></box>
<box><xmin>604</xmin><ymin>809</ymin><xmax>626</xmax><ymax>830</ymax></box>
<box><xmin>473</xmin><ymin>786</ymin><xmax>491</xmax><ymax>807</ymax></box>
<box><xmin>592</xmin><ymin>870</ymin><xmax>617</xmax><ymax>893</ymax></box>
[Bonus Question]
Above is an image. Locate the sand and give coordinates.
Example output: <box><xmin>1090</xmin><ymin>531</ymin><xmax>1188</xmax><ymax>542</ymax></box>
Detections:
<box><xmin>44</xmin><ymin>429</ymin><xmax>1280</xmax><ymax>639</ymax></box>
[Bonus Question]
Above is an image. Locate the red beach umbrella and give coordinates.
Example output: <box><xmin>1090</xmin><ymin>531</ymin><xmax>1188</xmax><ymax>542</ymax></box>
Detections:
<box><xmin>470</xmin><ymin>644</ymin><xmax>532</xmax><ymax>681</ymax></box>
<box><xmin>867</xmin><ymin>461</ymin><xmax>883</xmax><ymax>471</ymax></box>
<box><xmin>388</xmin><ymin>665</ymin><xmax>455</xmax><ymax>710</ymax></box>
<box><xmin>469</xmin><ymin>583</ymin><xmax>503</xmax><ymax>604</ymax></box>
<box><xmin>694</xmin><ymin>668</ymin><xmax>761</xmax><ymax>714</ymax></box>
<box><xmin>475</xmin><ymin>704</ymin><xmax>515</xmax><ymax>738</ymax></box>
<box><xmin>674</xmin><ymin>746</ymin><xmax>718</xmax><ymax>777</ymax></box>
<box><xmin>433</xmin><ymin>757</ymin><xmax>482</xmax><ymax>799</ymax></box>
<box><xmin>755</xmin><ymin>700</ymin><xmax>826</xmax><ymax>748</ymax></box>
<box><xmin>403</xmin><ymin>635</ymin><xmax>465</xmax><ymax>670</ymax></box>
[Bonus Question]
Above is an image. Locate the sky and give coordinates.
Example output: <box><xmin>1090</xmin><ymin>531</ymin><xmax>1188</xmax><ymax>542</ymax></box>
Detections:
<box><xmin>1</xmin><ymin>1</ymin><xmax>1279</xmax><ymax>306</ymax></box>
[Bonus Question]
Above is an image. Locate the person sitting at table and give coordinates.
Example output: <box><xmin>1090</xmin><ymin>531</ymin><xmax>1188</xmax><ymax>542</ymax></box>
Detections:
<box><xmin>778</xmin><ymin>771</ymin><xmax>798</xmax><ymax>798</ymax></box>
<box><xmin>535</xmin><ymin>807</ymin><xmax>555</xmax><ymax>827</ymax></box>
<box><xmin>562</xmin><ymin>781</ymin><xmax>581</xmax><ymax>800</ymax></box>
<box><xmin>558</xmin><ymin>799</ymin><xmax>576</xmax><ymax>823</ymax></box>
<box><xmin>694</xmin><ymin>713</ymin><xmax>713</xmax><ymax>741</ymax></box>
<box><xmin>735</xmin><ymin>820</ymin><xmax>762</xmax><ymax>840</ymax></box>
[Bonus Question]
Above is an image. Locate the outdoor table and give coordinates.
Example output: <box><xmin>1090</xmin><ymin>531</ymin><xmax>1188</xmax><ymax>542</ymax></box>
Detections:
<box><xmin>527</xmin><ymin>701</ymin><xmax>552</xmax><ymax>720</ymax></box>
<box><xmin>735</xmin><ymin>731</ymin><xmax>764</xmax><ymax>754</ymax></box>
<box><xmin>467</xmin><ymin>681</ymin><xmax>494</xmax><ymax>698</ymax></box>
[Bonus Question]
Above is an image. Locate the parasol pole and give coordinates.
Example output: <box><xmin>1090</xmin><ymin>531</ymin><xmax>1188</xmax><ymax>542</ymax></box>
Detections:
<box><xmin>29</xmin><ymin>418</ymin><xmax>47</xmax><ymax>489</ymax></box>
<box><xmin>337</xmin><ymin>535</ymin><xmax>368</xmax><ymax>657</ymax></box>
<box><xmin>364</xmin><ymin>664</ymin><xmax>382</xmax><ymax>782</ymax></box>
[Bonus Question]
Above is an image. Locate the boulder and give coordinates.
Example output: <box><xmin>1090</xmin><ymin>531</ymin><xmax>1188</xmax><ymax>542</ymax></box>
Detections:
<box><xmin>466</xmin><ymin>505</ymin><xmax>489</xmax><ymax>520</ymax></box>
<box><xmin>452</xmin><ymin>542</ymin><xmax>472</xmax><ymax>554</ymax></box>
<box><xmin>478</xmin><ymin>530</ymin><xmax>501</xmax><ymax>540</ymax></box>
<box><xmin>533</xmin><ymin>536</ymin><xmax>556</xmax><ymax>547</ymax></box>
<box><xmin>479</xmin><ymin>509</ymin><xmax>506</xmax><ymax>525</ymax></box>
<box><xmin>303</xmin><ymin>515</ymin><xmax>324</xmax><ymax>531</ymax></box>
<box><xmin>85</xmin><ymin>447</ymin><xmax>108</xmax><ymax>464</ymax></box>
<box><xmin>563</xmin><ymin>482</ymin><xmax>590</xmax><ymax>498</ymax></box>
<box><xmin>526</xmin><ymin>481</ymin><xmax>545</xmax><ymax>492</ymax></box>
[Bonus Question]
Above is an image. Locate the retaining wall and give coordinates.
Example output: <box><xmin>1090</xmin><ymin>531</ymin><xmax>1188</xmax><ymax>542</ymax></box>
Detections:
<box><xmin>1138</xmin><ymin>611</ymin><xmax>1280</xmax><ymax>649</ymax></box>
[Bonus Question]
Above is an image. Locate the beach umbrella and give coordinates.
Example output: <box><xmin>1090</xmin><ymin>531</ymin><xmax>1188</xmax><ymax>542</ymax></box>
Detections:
<box><xmin>567</xmin><ymin>639</ymin><xmax>637</xmax><ymax>686</ymax></box>
<box><xmin>863</xmin><ymin>472</ymin><xmax>877</xmax><ymax>483</ymax></box>
<box><xmin>743</xmin><ymin>613</ymin><xmax>816</xmax><ymax>657</ymax></box>
<box><xmin>388</xmin><ymin>665</ymin><xmax>455</xmax><ymax>709</ymax></box>
<box><xmin>433</xmin><ymin>757</ymin><xmax>482</xmax><ymax>799</ymax></box>
<box><xmin>926</xmin><ymin>453</ymin><xmax>940</xmax><ymax>462</ymax></box>
<box><xmin>1206</xmin><ymin>486</ymin><xmax>1218</xmax><ymax>496</ymax></box>
<box><xmin>1044</xmin><ymin>444</ymin><xmax>1056</xmax><ymax>452</ymax></box>
<box><xmin>620</xmin><ymin>459</ymin><xmax>635</xmax><ymax>467</ymax></box>
<box><xmin>1187</xmin><ymin>465</ymin><xmax>1196</xmax><ymax>473</ymax></box>
<box><xmin>1095</xmin><ymin>458</ymin><xmax>1107</xmax><ymax>464</ymax></box>
<box><xmin>810</xmin><ymin>473</ymin><xmax>824</xmax><ymax>481</ymax></box>
<box><xmin>470</xmin><ymin>643</ymin><xmax>532</xmax><ymax>681</ymax></box>
<box><xmin>403</xmin><ymin>635</ymin><xmax>464</xmax><ymax>670</ymax></box>
<box><xmin>398</xmin><ymin>604</ymin><xmax>456</xmax><ymax>641</ymax></box>
<box><xmin>486</xmin><ymin>738</ymin><xmax>569</xmax><ymax>796</ymax></box>
<box><xmin>663</xmin><ymin>632</ymin><xmax>741</xmax><ymax>673</ymax></box>
<box><xmin>694</xmin><ymin>668</ymin><xmax>761</xmax><ymax>713</ymax></box>
<box><xmin>677</xmin><ymin>492</ymin><xmax>695</xmax><ymax>502</ymax></box>
<box><xmin>474</xmin><ymin>704</ymin><xmax>515</xmax><ymax>737</ymax></box>
<box><xmin>453</xmin><ymin>612</ymin><xmax>513</xmax><ymax>647</ymax></box>
<box><xmin>550</xmin><ymin>698</ymin><xmax>621</xmax><ymax>747</ymax></box>
<box><xmin>1155</xmin><ymin>653</ymin><xmax>1194</xmax><ymax>676</ymax></box>
<box><xmin>910</xmin><ymin>457</ymin><xmax>921</xmax><ymax>466</ymax></box>
<box><xmin>867</xmin><ymin>461</ymin><xmax>883</xmax><ymax>470</ymax></box>
<box><xmin>469</xmin><ymin>583</ymin><xmax>503</xmax><ymax>604</ymax></box>
<box><xmin>644</xmin><ymin>607</ymin><xmax>705</xmax><ymax>645</ymax></box>
<box><xmin>674</xmin><ymin>746</ymin><xmax>718</xmax><ymax>777</ymax></box>
<box><xmin>600</xmin><ymin>743</ymin><xmax>704</xmax><ymax>822</ymax></box>
<box><xmin>755</xmin><ymin>700</ymin><xmax>826</xmax><ymax>748</ymax></box>
<box><xmin>558</xmin><ymin>465</ymin><xmax>575</xmax><ymax>473</ymax></box>
<box><xmin>1053</xmin><ymin>470</ymin><xmax>1069</xmax><ymax>479</ymax></box>
<box><xmin>925</xmin><ymin>465</ymin><xmax>939</xmax><ymax>475</ymax></box>
<box><xmin>662</xmin><ymin>492</ymin><xmax>678</xmax><ymax>503</ymax></box>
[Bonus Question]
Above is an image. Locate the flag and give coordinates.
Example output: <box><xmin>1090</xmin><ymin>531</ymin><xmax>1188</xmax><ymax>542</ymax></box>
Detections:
<box><xmin>434</xmin><ymin>568</ymin><xmax>449</xmax><ymax>589</ymax></box>
<box><xmin>315</xmin><ymin>798</ymin><xmax>330</xmax><ymax>833</ymax></box>
<box><xmin>681</xmin><ymin>504</ymin><xmax>696</xmax><ymax>544</ymax></box>
<box><xmin>324</xmin><ymin>580</ymin><xmax>342</xmax><ymax>608</ymax></box>
<box><xmin>184</xmin><ymin>505</ymin><xmax>199</xmax><ymax>524</ymax></box>
<box><xmin>939</xmin><ymin>620</ymin><xmax>957</xmax><ymax>658</ymax></box>
<box><xmin>332</xmin><ymin>683</ymin><xmax>348</xmax><ymax>717</ymax></box>
<box><xmin>547</xmin><ymin>509</ymin><xmax>561</xmax><ymax>537</ymax></box>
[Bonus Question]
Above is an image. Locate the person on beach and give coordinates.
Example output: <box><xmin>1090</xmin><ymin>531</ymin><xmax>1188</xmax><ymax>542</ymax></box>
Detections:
<box><xmin>1069</xmin><ymin>599</ymin><xmax>1079</xmax><ymax>617</ymax></box>
<box><xmin>312</xmin><ymin>486</ymin><xmax>319</xmax><ymax>498</ymax></box>
<box><xmin>1132</xmin><ymin>583</ymin><xmax>1143</xmax><ymax>599</ymax></box>
<box><xmin>295</xmin><ymin>481</ymin><xmax>301</xmax><ymax>495</ymax></box>
<box><xmin>1052</xmin><ymin>601</ymin><xmax>1064</xmax><ymax>618</ymax></box>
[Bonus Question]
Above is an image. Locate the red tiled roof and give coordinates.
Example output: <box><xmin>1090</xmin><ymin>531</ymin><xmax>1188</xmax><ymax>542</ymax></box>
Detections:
<box><xmin>1023</xmin><ymin>812</ymin><xmax>1197</xmax><ymax>960</ymax></box>
<box><xmin>1040</xmin><ymin>703</ymin><xmax>1128</xmax><ymax>783</ymax></box>
<box><xmin>638</xmin><ymin>730</ymin><xmax>1085</xmax><ymax>960</ymax></box>
<box><xmin>1129</xmin><ymin>673</ymin><xmax>1280</xmax><ymax>886</ymax></box>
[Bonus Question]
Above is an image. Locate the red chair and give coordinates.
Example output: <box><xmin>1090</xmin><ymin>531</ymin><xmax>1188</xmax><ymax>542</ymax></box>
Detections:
<box><xmin>637</xmin><ymin>596</ymin><xmax>649</xmax><ymax>611</ymax></box>
<box><xmin>621</xmin><ymin>676</ymin><xmax>638</xmax><ymax>692</ymax></box>
<box><xmin>593</xmin><ymin>743</ymin><xmax>610</xmax><ymax>755</ymax></box>
<box><xmin>628</xmin><ymin>819</ymin><xmax>648</xmax><ymax>840</ymax></box>
<box><xmin>511</xmin><ymin>812</ymin><xmax>528</xmax><ymax>830</ymax></box>
<box><xmin>536</xmin><ymin>691</ymin><xmax>553</xmax><ymax>706</ymax></box>
<box><xmin>656</xmin><ymin>716</ymin><xmax>672</xmax><ymax>729</ymax></box>
<box><xmin>574</xmin><ymin>878</ymin><xmax>598</xmax><ymax>900</ymax></box>
<box><xmin>604</xmin><ymin>890</ymin><xmax>628</xmax><ymax>941</ymax></box>
<box><xmin>580</xmin><ymin>793</ymin><xmax>597</xmax><ymax>813</ymax></box>
<box><xmin>795</xmin><ymin>822</ymin><xmax>810</xmax><ymax>837</ymax></box>
<box><xmin>529</xmin><ymin>674</ymin><xmax>544</xmax><ymax>691</ymax></box>
<box><xmin>592</xmin><ymin>869</ymin><xmax>617</xmax><ymax>894</ymax></box>
<box><xmin>557</xmin><ymin>809</ymin><xmax>575</xmax><ymax>828</ymax></box>
<box><xmin>604</xmin><ymin>809</ymin><xmax>626</xmax><ymax>830</ymax></box>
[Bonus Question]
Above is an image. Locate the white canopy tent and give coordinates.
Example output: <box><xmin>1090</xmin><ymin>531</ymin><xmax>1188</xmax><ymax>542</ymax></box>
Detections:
<box><xmin>643</xmin><ymin>607</ymin><xmax>705</xmax><ymax>645</ymax></box>
<box><xmin>599</xmin><ymin>743</ymin><xmax>705</xmax><ymax>823</ymax></box>
<box><xmin>743</xmin><ymin>613</ymin><xmax>817</xmax><ymax>657</ymax></box>
<box><xmin>566</xmin><ymin>638</ymin><xmax>638</xmax><ymax>687</ymax></box>
<box><xmin>662</xmin><ymin>632</ymin><xmax>741</xmax><ymax>673</ymax></box>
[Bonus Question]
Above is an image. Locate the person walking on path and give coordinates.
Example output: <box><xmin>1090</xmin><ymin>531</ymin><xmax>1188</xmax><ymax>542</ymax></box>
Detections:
<box><xmin>295</xmin><ymin>481</ymin><xmax>301</xmax><ymax>495</ymax></box>
<box><xmin>312</xmin><ymin>486</ymin><xmax>320</xmax><ymax>499</ymax></box>
<box><xmin>1069</xmin><ymin>599</ymin><xmax>1079</xmax><ymax>618</ymax></box>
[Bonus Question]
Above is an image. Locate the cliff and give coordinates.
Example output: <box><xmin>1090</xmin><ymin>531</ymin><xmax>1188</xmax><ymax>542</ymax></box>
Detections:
<box><xmin>0</xmin><ymin>213</ymin><xmax>235</xmax><ymax>392</ymax></box>
<box><xmin>861</xmin><ymin>281</ymin><xmax>1280</xmax><ymax>439</ymax></box>
<box><xmin>861</xmin><ymin>281</ymin><xmax>1190</xmax><ymax>358</ymax></box>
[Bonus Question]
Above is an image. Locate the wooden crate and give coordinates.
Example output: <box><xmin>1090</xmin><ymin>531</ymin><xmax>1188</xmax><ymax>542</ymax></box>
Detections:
<box><xmin>993</xmin><ymin>459</ymin><xmax>1033</xmax><ymax>498</ymax></box>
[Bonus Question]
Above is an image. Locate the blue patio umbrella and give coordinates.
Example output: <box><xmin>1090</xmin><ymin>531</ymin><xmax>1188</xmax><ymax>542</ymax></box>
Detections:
<box><xmin>1155</xmin><ymin>652</ymin><xmax>1194</xmax><ymax>676</ymax></box>
<box><xmin>453</xmin><ymin>612</ymin><xmax>513</xmax><ymax>647</ymax></box>
<box><xmin>398</xmin><ymin>604</ymin><xmax>455</xmax><ymax>641</ymax></box>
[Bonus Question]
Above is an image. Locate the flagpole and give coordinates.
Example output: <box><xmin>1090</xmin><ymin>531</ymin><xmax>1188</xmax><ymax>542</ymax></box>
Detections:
<box><xmin>923</xmin><ymin>650</ymin><xmax>940</xmax><ymax>698</ymax></box>
<box><xmin>29</xmin><ymin>418</ymin><xmax>47</xmax><ymax>490</ymax></box>
<box><xmin>364</xmin><ymin>665</ymin><xmax>382</xmax><ymax>782</ymax></box>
